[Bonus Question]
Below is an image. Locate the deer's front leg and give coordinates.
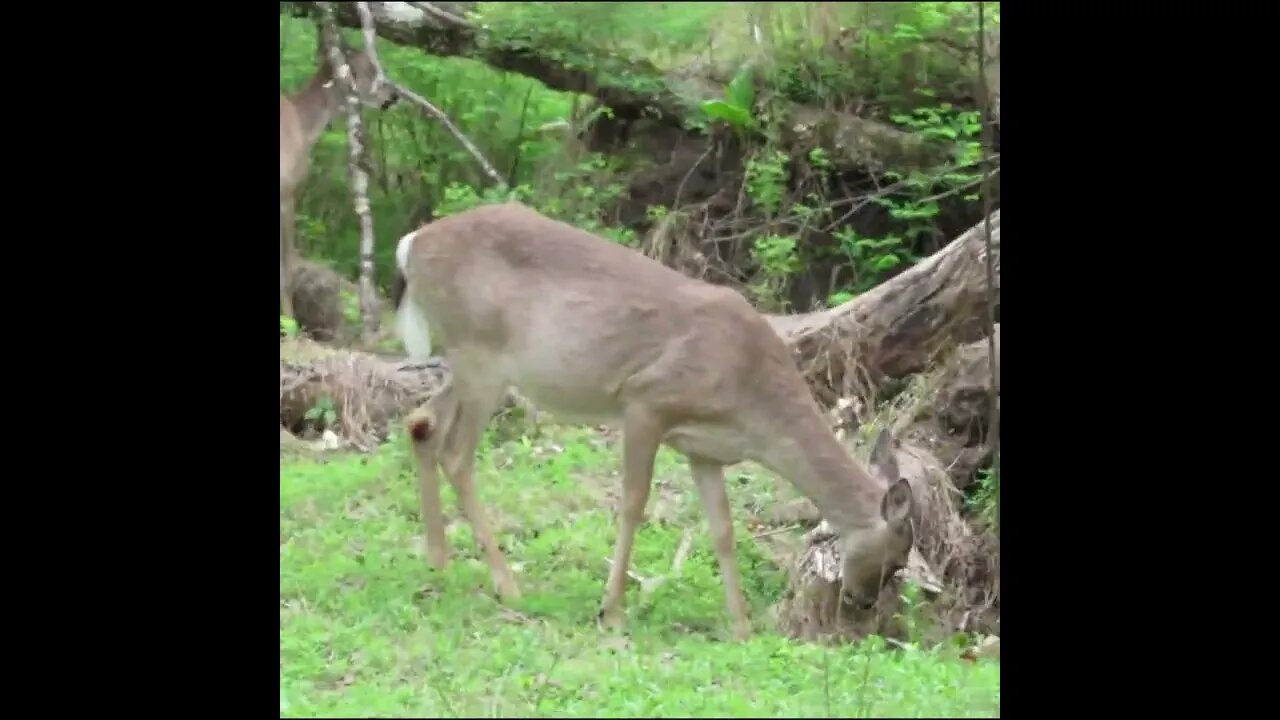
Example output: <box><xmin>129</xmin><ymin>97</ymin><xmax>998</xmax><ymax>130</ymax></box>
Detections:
<box><xmin>599</xmin><ymin>407</ymin><xmax>662</xmax><ymax>630</ymax></box>
<box><xmin>690</xmin><ymin>458</ymin><xmax>751</xmax><ymax>640</ymax></box>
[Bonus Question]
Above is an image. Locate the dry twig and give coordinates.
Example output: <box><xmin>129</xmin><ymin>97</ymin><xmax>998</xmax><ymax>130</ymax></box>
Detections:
<box><xmin>389</xmin><ymin>80</ymin><xmax>507</xmax><ymax>188</ymax></box>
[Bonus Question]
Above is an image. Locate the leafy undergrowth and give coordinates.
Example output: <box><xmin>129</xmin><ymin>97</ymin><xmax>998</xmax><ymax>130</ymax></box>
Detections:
<box><xmin>280</xmin><ymin>426</ymin><xmax>999</xmax><ymax>717</ymax></box>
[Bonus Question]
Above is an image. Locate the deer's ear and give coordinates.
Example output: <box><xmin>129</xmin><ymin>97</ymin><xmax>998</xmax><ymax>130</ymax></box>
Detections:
<box><xmin>881</xmin><ymin>478</ymin><xmax>914</xmax><ymax>526</ymax></box>
<box><xmin>869</xmin><ymin>428</ymin><xmax>899</xmax><ymax>481</ymax></box>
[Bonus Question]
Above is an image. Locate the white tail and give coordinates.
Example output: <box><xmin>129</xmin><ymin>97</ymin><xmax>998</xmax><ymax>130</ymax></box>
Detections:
<box><xmin>280</xmin><ymin>43</ymin><xmax>398</xmax><ymax>320</ymax></box>
<box><xmin>394</xmin><ymin>231</ymin><xmax>433</xmax><ymax>360</ymax></box>
<box><xmin>394</xmin><ymin>203</ymin><xmax>915</xmax><ymax>639</ymax></box>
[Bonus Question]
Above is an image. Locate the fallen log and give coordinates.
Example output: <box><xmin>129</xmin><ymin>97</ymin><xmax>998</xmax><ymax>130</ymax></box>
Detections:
<box><xmin>280</xmin><ymin>337</ymin><xmax>451</xmax><ymax>449</ymax></box>
<box><xmin>766</xmin><ymin>209</ymin><xmax>999</xmax><ymax>409</ymax></box>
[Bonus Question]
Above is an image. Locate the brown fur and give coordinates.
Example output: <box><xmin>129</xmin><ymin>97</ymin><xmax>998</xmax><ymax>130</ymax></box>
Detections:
<box><xmin>397</xmin><ymin>203</ymin><xmax>916</xmax><ymax>639</ymax></box>
<box><xmin>280</xmin><ymin>45</ymin><xmax>397</xmax><ymax>319</ymax></box>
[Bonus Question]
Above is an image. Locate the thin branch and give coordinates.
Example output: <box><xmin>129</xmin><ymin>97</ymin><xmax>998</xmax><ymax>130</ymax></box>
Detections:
<box><xmin>669</xmin><ymin>529</ymin><xmax>694</xmax><ymax>576</ymax></box>
<box><xmin>752</xmin><ymin>523</ymin><xmax>801</xmax><ymax>540</ymax></box>
<box><xmin>354</xmin><ymin>2</ymin><xmax>387</xmax><ymax>89</ymax></box>
<box><xmin>977</xmin><ymin>2</ymin><xmax>999</xmax><ymax>517</ymax></box>
<box><xmin>820</xmin><ymin>154</ymin><xmax>1001</xmax><ymax>233</ymax></box>
<box><xmin>317</xmin><ymin>3</ymin><xmax>381</xmax><ymax>341</ymax></box>
<box><xmin>408</xmin><ymin>1</ymin><xmax>473</xmax><ymax>28</ymax></box>
<box><xmin>915</xmin><ymin>166</ymin><xmax>1000</xmax><ymax>204</ymax></box>
<box><xmin>389</xmin><ymin>79</ymin><xmax>507</xmax><ymax>189</ymax></box>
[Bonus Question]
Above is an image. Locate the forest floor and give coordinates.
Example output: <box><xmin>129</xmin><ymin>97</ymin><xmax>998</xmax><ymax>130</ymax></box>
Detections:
<box><xmin>280</xmin><ymin>425</ymin><xmax>1000</xmax><ymax>717</ymax></box>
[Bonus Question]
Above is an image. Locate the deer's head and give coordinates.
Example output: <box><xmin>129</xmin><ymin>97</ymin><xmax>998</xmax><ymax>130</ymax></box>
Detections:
<box><xmin>837</xmin><ymin>429</ymin><xmax>916</xmax><ymax>610</ymax></box>
<box><xmin>318</xmin><ymin>43</ymin><xmax>400</xmax><ymax>111</ymax></box>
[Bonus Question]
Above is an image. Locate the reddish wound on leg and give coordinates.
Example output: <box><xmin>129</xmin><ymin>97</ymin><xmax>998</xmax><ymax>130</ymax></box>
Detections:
<box><xmin>409</xmin><ymin>418</ymin><xmax>432</xmax><ymax>442</ymax></box>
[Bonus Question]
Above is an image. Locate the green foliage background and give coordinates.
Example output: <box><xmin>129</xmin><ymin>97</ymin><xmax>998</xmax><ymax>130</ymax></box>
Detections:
<box><xmin>280</xmin><ymin>1</ymin><xmax>998</xmax><ymax>307</ymax></box>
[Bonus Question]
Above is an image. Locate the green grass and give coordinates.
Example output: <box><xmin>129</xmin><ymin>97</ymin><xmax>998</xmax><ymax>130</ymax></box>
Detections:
<box><xmin>280</xmin><ymin>426</ymin><xmax>999</xmax><ymax>717</ymax></box>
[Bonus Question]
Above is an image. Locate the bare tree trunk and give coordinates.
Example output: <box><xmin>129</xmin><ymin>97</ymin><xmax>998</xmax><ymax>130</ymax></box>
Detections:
<box><xmin>317</xmin><ymin>3</ymin><xmax>381</xmax><ymax>343</ymax></box>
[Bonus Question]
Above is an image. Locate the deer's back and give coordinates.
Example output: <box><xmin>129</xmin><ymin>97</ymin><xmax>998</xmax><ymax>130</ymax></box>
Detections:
<box><xmin>405</xmin><ymin>203</ymin><xmax>805</xmax><ymax>433</ymax></box>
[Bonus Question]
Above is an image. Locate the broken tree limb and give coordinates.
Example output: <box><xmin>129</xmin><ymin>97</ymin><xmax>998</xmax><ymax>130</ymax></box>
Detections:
<box><xmin>766</xmin><ymin>210</ymin><xmax>1000</xmax><ymax>408</ymax></box>
<box><xmin>317</xmin><ymin>4</ymin><xmax>382</xmax><ymax>342</ymax></box>
<box><xmin>388</xmin><ymin>80</ymin><xmax>507</xmax><ymax>188</ymax></box>
<box><xmin>281</xmin><ymin>337</ymin><xmax>452</xmax><ymax>448</ymax></box>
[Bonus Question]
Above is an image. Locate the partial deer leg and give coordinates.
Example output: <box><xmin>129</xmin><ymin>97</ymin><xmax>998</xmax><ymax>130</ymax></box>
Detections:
<box><xmin>406</xmin><ymin>401</ymin><xmax>454</xmax><ymax>569</ymax></box>
<box><xmin>689</xmin><ymin>458</ymin><xmax>752</xmax><ymax>640</ymax></box>
<box><xmin>599</xmin><ymin>407</ymin><xmax>663</xmax><ymax>629</ymax></box>
<box><xmin>280</xmin><ymin>197</ymin><xmax>297</xmax><ymax>319</ymax></box>
<box><xmin>437</xmin><ymin>374</ymin><xmax>521</xmax><ymax>602</ymax></box>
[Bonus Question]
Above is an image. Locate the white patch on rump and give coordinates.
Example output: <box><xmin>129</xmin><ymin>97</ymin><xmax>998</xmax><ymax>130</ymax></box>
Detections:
<box><xmin>394</xmin><ymin>230</ymin><xmax>433</xmax><ymax>360</ymax></box>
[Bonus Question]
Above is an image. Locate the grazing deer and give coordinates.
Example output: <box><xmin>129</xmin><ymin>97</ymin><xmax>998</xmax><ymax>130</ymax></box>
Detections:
<box><xmin>280</xmin><ymin>43</ymin><xmax>398</xmax><ymax>319</ymax></box>
<box><xmin>393</xmin><ymin>203</ymin><xmax>915</xmax><ymax>639</ymax></box>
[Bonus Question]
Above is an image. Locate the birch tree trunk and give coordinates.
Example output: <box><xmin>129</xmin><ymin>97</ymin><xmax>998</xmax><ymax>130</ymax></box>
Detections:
<box><xmin>318</xmin><ymin>3</ymin><xmax>381</xmax><ymax>342</ymax></box>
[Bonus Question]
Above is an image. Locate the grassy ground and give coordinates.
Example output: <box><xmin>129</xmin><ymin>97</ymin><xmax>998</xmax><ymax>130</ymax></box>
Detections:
<box><xmin>280</xmin><ymin>424</ymin><xmax>999</xmax><ymax>717</ymax></box>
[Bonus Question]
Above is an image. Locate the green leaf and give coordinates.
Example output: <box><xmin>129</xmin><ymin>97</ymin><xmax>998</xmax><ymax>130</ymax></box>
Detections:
<box><xmin>827</xmin><ymin>290</ymin><xmax>855</xmax><ymax>307</ymax></box>
<box><xmin>700</xmin><ymin>99</ymin><xmax>753</xmax><ymax>129</ymax></box>
<box><xmin>726</xmin><ymin>66</ymin><xmax>756</xmax><ymax>112</ymax></box>
<box><xmin>890</xmin><ymin>202</ymin><xmax>940</xmax><ymax>220</ymax></box>
<box><xmin>872</xmin><ymin>254</ymin><xmax>902</xmax><ymax>272</ymax></box>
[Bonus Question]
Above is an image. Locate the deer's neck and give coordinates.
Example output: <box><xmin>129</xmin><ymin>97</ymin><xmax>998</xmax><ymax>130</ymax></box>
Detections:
<box><xmin>289</xmin><ymin>72</ymin><xmax>339</xmax><ymax>148</ymax></box>
<box><xmin>758</xmin><ymin>407</ymin><xmax>885</xmax><ymax>532</ymax></box>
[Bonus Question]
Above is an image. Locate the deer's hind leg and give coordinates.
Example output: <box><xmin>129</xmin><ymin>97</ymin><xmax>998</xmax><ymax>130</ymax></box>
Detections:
<box><xmin>598</xmin><ymin>405</ymin><xmax>664</xmax><ymax>630</ymax></box>
<box><xmin>406</xmin><ymin>399</ymin><xmax>453</xmax><ymax>570</ymax></box>
<box><xmin>437</xmin><ymin>365</ymin><xmax>521</xmax><ymax>602</ymax></box>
